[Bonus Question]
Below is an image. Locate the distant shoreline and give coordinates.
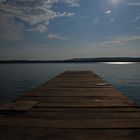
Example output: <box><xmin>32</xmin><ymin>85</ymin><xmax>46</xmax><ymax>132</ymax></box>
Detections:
<box><xmin>0</xmin><ymin>57</ymin><xmax>140</xmax><ymax>63</ymax></box>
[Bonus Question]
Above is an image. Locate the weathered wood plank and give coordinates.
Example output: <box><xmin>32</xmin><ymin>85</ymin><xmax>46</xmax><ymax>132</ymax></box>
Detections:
<box><xmin>20</xmin><ymin>96</ymin><xmax>130</xmax><ymax>103</ymax></box>
<box><xmin>31</xmin><ymin>107</ymin><xmax>140</xmax><ymax>112</ymax></box>
<box><xmin>0</xmin><ymin>127</ymin><xmax>140</xmax><ymax>140</ymax></box>
<box><xmin>20</xmin><ymin>98</ymin><xmax>133</xmax><ymax>104</ymax></box>
<box><xmin>37</xmin><ymin>102</ymin><xmax>136</xmax><ymax>107</ymax></box>
<box><xmin>39</xmin><ymin>84</ymin><xmax>112</xmax><ymax>88</ymax></box>
<box><xmin>23</xmin><ymin>92</ymin><xmax>126</xmax><ymax>98</ymax></box>
<box><xmin>17</xmin><ymin>111</ymin><xmax>140</xmax><ymax>119</ymax></box>
<box><xmin>27</xmin><ymin>87</ymin><xmax>127</xmax><ymax>97</ymax></box>
<box><xmin>0</xmin><ymin>118</ymin><xmax>140</xmax><ymax>128</ymax></box>
<box><xmin>0</xmin><ymin>101</ymin><xmax>38</xmax><ymax>112</ymax></box>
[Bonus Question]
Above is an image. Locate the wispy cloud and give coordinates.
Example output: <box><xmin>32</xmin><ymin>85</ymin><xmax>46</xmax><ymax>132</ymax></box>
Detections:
<box><xmin>128</xmin><ymin>3</ymin><xmax>140</xmax><ymax>6</ymax></box>
<box><xmin>105</xmin><ymin>10</ymin><xmax>111</xmax><ymax>14</ymax></box>
<box><xmin>0</xmin><ymin>0</ymin><xmax>79</xmax><ymax>33</ymax></box>
<box><xmin>27</xmin><ymin>24</ymin><xmax>48</xmax><ymax>33</ymax></box>
<box><xmin>84</xmin><ymin>35</ymin><xmax>140</xmax><ymax>57</ymax></box>
<box><xmin>131</xmin><ymin>15</ymin><xmax>140</xmax><ymax>23</ymax></box>
<box><xmin>0</xmin><ymin>14</ymin><xmax>23</xmax><ymax>41</ymax></box>
<box><xmin>89</xmin><ymin>35</ymin><xmax>140</xmax><ymax>48</ymax></box>
<box><xmin>48</xmin><ymin>33</ymin><xmax>69</xmax><ymax>40</ymax></box>
<box><xmin>61</xmin><ymin>0</ymin><xmax>79</xmax><ymax>7</ymax></box>
<box><xmin>66</xmin><ymin>12</ymin><xmax>75</xmax><ymax>17</ymax></box>
<box><xmin>110</xmin><ymin>35</ymin><xmax>140</xmax><ymax>43</ymax></box>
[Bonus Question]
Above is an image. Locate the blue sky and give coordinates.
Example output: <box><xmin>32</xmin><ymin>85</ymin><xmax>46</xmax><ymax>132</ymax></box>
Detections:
<box><xmin>0</xmin><ymin>0</ymin><xmax>140</xmax><ymax>60</ymax></box>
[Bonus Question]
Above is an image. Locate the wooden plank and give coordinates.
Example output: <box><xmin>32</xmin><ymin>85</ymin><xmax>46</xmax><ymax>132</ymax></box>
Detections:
<box><xmin>31</xmin><ymin>107</ymin><xmax>140</xmax><ymax>112</ymax></box>
<box><xmin>22</xmin><ymin>93</ymin><xmax>129</xmax><ymax>97</ymax></box>
<box><xmin>37</xmin><ymin>102</ymin><xmax>136</xmax><ymax>107</ymax></box>
<box><xmin>28</xmin><ymin>87</ymin><xmax>125</xmax><ymax>97</ymax></box>
<box><xmin>41</xmin><ymin>83</ymin><xmax>112</xmax><ymax>88</ymax></box>
<box><xmin>0</xmin><ymin>127</ymin><xmax>140</xmax><ymax>140</ymax></box>
<box><xmin>20</xmin><ymin>96</ymin><xmax>129</xmax><ymax>102</ymax></box>
<box><xmin>0</xmin><ymin>101</ymin><xmax>38</xmax><ymax>112</ymax></box>
<box><xmin>0</xmin><ymin>118</ymin><xmax>140</xmax><ymax>128</ymax></box>
<box><xmin>20</xmin><ymin>97</ymin><xmax>132</xmax><ymax>103</ymax></box>
<box><xmin>17</xmin><ymin>111</ymin><xmax>140</xmax><ymax>119</ymax></box>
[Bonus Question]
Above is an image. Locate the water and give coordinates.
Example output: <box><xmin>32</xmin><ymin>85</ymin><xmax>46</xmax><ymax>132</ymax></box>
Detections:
<box><xmin>0</xmin><ymin>63</ymin><xmax>140</xmax><ymax>106</ymax></box>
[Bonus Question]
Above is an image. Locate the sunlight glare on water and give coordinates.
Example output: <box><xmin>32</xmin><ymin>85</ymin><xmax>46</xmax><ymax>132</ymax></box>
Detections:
<box><xmin>102</xmin><ymin>62</ymin><xmax>137</xmax><ymax>65</ymax></box>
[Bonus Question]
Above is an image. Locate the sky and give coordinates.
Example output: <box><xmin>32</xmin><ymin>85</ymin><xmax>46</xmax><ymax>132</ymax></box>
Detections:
<box><xmin>0</xmin><ymin>0</ymin><xmax>140</xmax><ymax>60</ymax></box>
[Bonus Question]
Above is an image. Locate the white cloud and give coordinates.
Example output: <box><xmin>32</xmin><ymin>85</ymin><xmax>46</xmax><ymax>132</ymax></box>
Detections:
<box><xmin>55</xmin><ymin>12</ymin><xmax>75</xmax><ymax>17</ymax></box>
<box><xmin>89</xmin><ymin>35</ymin><xmax>140</xmax><ymax>48</ymax></box>
<box><xmin>128</xmin><ymin>3</ymin><xmax>140</xmax><ymax>6</ymax></box>
<box><xmin>48</xmin><ymin>33</ymin><xmax>68</xmax><ymax>40</ymax></box>
<box><xmin>0</xmin><ymin>0</ymin><xmax>79</xmax><ymax>33</ymax></box>
<box><xmin>85</xmin><ymin>35</ymin><xmax>140</xmax><ymax>57</ymax></box>
<box><xmin>27</xmin><ymin>24</ymin><xmax>48</xmax><ymax>33</ymax></box>
<box><xmin>67</xmin><ymin>12</ymin><xmax>75</xmax><ymax>17</ymax></box>
<box><xmin>0</xmin><ymin>14</ymin><xmax>23</xmax><ymax>41</ymax></box>
<box><xmin>131</xmin><ymin>15</ymin><xmax>140</xmax><ymax>23</ymax></box>
<box><xmin>105</xmin><ymin>10</ymin><xmax>111</xmax><ymax>14</ymax></box>
<box><xmin>61</xmin><ymin>0</ymin><xmax>79</xmax><ymax>7</ymax></box>
<box><xmin>108</xmin><ymin>35</ymin><xmax>140</xmax><ymax>46</ymax></box>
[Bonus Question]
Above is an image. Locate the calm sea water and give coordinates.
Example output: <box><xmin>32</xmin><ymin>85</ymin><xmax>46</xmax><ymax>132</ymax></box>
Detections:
<box><xmin>0</xmin><ymin>62</ymin><xmax>140</xmax><ymax>106</ymax></box>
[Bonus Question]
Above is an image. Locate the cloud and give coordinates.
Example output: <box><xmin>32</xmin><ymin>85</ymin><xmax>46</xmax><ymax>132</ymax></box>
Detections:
<box><xmin>128</xmin><ymin>3</ymin><xmax>140</xmax><ymax>6</ymax></box>
<box><xmin>61</xmin><ymin>0</ymin><xmax>79</xmax><ymax>7</ymax></box>
<box><xmin>0</xmin><ymin>14</ymin><xmax>23</xmax><ymax>41</ymax></box>
<box><xmin>67</xmin><ymin>12</ymin><xmax>75</xmax><ymax>17</ymax></box>
<box><xmin>55</xmin><ymin>12</ymin><xmax>75</xmax><ymax>17</ymax></box>
<box><xmin>89</xmin><ymin>35</ymin><xmax>140</xmax><ymax>48</ymax></box>
<box><xmin>105</xmin><ymin>10</ymin><xmax>111</xmax><ymax>14</ymax></box>
<box><xmin>107</xmin><ymin>35</ymin><xmax>140</xmax><ymax>46</ymax></box>
<box><xmin>85</xmin><ymin>35</ymin><xmax>140</xmax><ymax>57</ymax></box>
<box><xmin>27</xmin><ymin>24</ymin><xmax>48</xmax><ymax>33</ymax></box>
<box><xmin>131</xmin><ymin>15</ymin><xmax>140</xmax><ymax>23</ymax></box>
<box><xmin>48</xmin><ymin>33</ymin><xmax>68</xmax><ymax>40</ymax></box>
<box><xmin>97</xmin><ymin>40</ymin><xmax>122</xmax><ymax>48</ymax></box>
<box><xmin>0</xmin><ymin>0</ymin><xmax>78</xmax><ymax>33</ymax></box>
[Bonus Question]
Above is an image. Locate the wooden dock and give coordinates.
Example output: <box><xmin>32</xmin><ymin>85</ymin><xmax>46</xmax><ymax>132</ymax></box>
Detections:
<box><xmin>0</xmin><ymin>71</ymin><xmax>140</xmax><ymax>140</ymax></box>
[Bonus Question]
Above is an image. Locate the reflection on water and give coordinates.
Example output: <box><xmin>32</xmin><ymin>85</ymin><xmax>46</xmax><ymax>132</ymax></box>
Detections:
<box><xmin>102</xmin><ymin>62</ymin><xmax>137</xmax><ymax>65</ymax></box>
